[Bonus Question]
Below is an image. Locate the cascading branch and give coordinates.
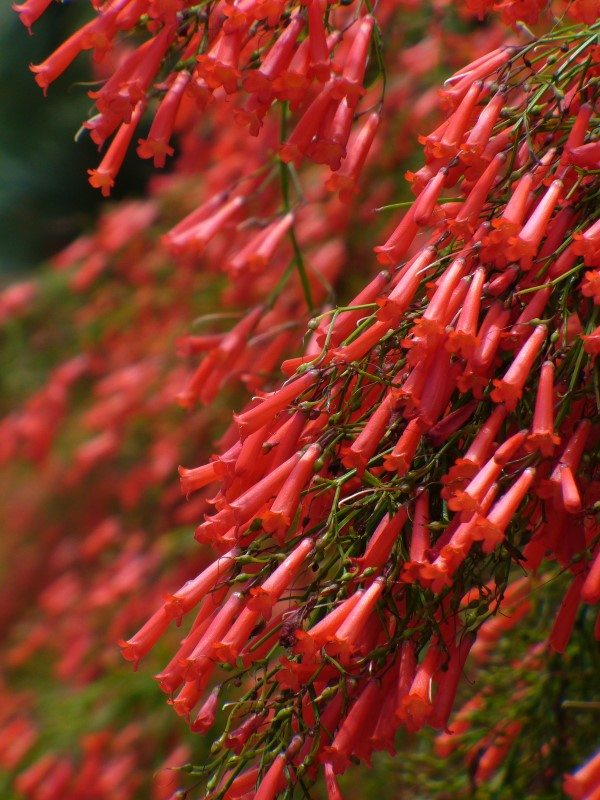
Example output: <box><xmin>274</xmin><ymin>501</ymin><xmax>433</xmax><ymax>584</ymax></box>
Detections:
<box><xmin>8</xmin><ymin>1</ymin><xmax>486</xmax><ymax>795</ymax></box>
<box><xmin>120</xmin><ymin>21</ymin><xmax>600</xmax><ymax>800</ymax></box>
<box><xmin>17</xmin><ymin>0</ymin><xmax>386</xmax><ymax>199</ymax></box>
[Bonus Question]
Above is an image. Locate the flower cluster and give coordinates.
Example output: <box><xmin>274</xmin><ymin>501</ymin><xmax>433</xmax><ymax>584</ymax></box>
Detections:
<box><xmin>118</xmin><ymin>22</ymin><xmax>600</xmax><ymax>799</ymax></box>
<box><xmin>3</xmin><ymin>3</ymin><xmax>486</xmax><ymax>797</ymax></box>
<box><xmin>20</xmin><ymin>0</ymin><xmax>390</xmax><ymax>200</ymax></box>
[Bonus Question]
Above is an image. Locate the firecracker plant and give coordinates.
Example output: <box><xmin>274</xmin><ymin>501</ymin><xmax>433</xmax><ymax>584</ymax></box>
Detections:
<box><xmin>3</xmin><ymin>0</ymin><xmax>600</xmax><ymax>797</ymax></box>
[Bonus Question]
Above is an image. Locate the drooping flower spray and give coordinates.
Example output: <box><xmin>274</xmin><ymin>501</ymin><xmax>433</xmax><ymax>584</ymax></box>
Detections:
<box><xmin>6</xmin><ymin>0</ymin><xmax>600</xmax><ymax>798</ymax></box>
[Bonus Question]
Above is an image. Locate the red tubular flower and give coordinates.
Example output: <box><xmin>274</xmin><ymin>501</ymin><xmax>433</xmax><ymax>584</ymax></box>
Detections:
<box><xmin>410</xmin><ymin>493</ymin><xmax>430</xmax><ymax>564</ymax></box>
<box><xmin>227</xmin><ymin>213</ymin><xmax>295</xmax><ymax>276</ymax></box>
<box><xmin>427</xmin><ymin>400</ymin><xmax>478</xmax><ymax>448</ymax></box>
<box><xmin>582</xmin><ymin>549</ymin><xmax>600</xmax><ymax>605</ymax></box>
<box><xmin>308</xmin><ymin>96</ymin><xmax>355</xmax><ymax>170</ymax></box>
<box><xmin>119</xmin><ymin>606</ymin><xmax>172</xmax><ymax>668</ymax></box>
<box><xmin>241</xmin><ymin>609</ymin><xmax>289</xmax><ymax>667</ymax></box>
<box><xmin>243</xmin><ymin>328</ymin><xmax>298</xmax><ymax>394</ymax></box>
<box><xmin>461</xmin><ymin>91</ymin><xmax>505</xmax><ymax>161</ymax></box>
<box><xmin>247</xmin><ymin>537</ymin><xmax>315</xmax><ymax>618</ymax></box>
<box><xmin>475</xmin><ymin>720</ymin><xmax>524</xmax><ymax>784</ymax></box>
<box><xmin>401</xmin><ymin>491</ymin><xmax>431</xmax><ymax>582</ymax></box>
<box><xmin>325</xmin><ymin>112</ymin><xmax>380</xmax><ymax>203</ymax></box>
<box><xmin>394</xmin><ymin>639</ymin><xmax>417</xmax><ymax>704</ymax></box>
<box><xmin>232</xmin><ymin>424</ymin><xmax>270</xmax><ymax>481</ymax></box>
<box><xmin>243</xmin><ymin>15</ymin><xmax>305</xmax><ymax>101</ymax></box>
<box><xmin>408</xmin><ymin>255</ymin><xmax>469</xmax><ymax>347</ymax></box>
<box><xmin>352</xmin><ymin>507</ymin><xmax>408</xmax><ymax>571</ymax></box>
<box><xmin>582</xmin><ymin>269</ymin><xmax>600</xmax><ymax>302</ymax></box>
<box><xmin>263</xmin><ymin>412</ymin><xmax>307</xmax><ymax>471</ymax></box>
<box><xmin>383</xmin><ymin>418</ymin><xmax>424</xmax><ymax>474</ymax></box>
<box><xmin>510</xmin><ymin>179</ymin><xmax>564</xmax><ymax>269</ymax></box>
<box><xmin>182</xmin><ymin>591</ymin><xmax>246</xmax><ymax>682</ymax></box>
<box><xmin>485</xmin><ymin>264</ymin><xmax>519</xmax><ymax>298</ymax></box>
<box><xmin>392</xmin><ymin>349</ymin><xmax>433</xmax><ymax>412</ymax></box>
<box><xmin>397</xmin><ymin>641</ymin><xmax>442</xmax><ymax>732</ymax></box>
<box><xmin>418</xmin><ymin>356</ymin><xmax>463</xmax><ymax>429</ymax></box>
<box><xmin>90</xmin><ymin>24</ymin><xmax>176</xmax><ymax>122</ymax></box>
<box><xmin>446</xmin><ymin>266</ymin><xmax>486</xmax><ymax>358</ymax></box>
<box><xmin>307</xmin><ymin>0</ymin><xmax>330</xmax><ymax>82</ymax></box>
<box><xmin>330</xmin><ymin>318</ymin><xmax>393</xmax><ymax>364</ymax></box>
<box><xmin>563</xmin><ymin>140</ymin><xmax>600</xmax><ymax>170</ymax></box>
<box><xmin>280</xmin><ymin>81</ymin><xmax>337</xmax><ymax>169</ymax></box>
<box><xmin>161</xmin><ymin>190</ymin><xmax>226</xmax><ymax>244</ymax></box>
<box><xmin>262</xmin><ymin>443</ymin><xmax>321</xmax><ymax>537</ymax></box>
<box><xmin>322</xmin><ymin>679</ymin><xmax>380</xmax><ymax>774</ymax></box>
<box><xmin>191</xmin><ymin>685</ymin><xmax>220</xmax><ymax>734</ymax></box>
<box><xmin>294</xmin><ymin>692</ymin><xmax>345</xmax><ymax>769</ymax></box>
<box><xmin>178</xmin><ymin>305</ymin><xmax>264</xmax><ymax>408</ymax></box>
<box><xmin>442</xmin><ymin>404</ymin><xmax>507</xmax><ymax>496</ymax></box>
<box><xmin>503</xmin><ymin>286</ymin><xmax>551</xmax><ymax>350</ymax></box>
<box><xmin>154</xmin><ymin>597</ymin><xmax>229</xmax><ymax>693</ymax></box>
<box><xmin>234</xmin><ymin>374</ymin><xmax>315</xmax><ymax>438</ymax></box>
<box><xmin>535</xmin><ymin>205</ymin><xmax>580</xmax><ymax>277</ymax></box>
<box><xmin>369</xmin><ymin>657</ymin><xmax>404</xmax><ymax>754</ymax></box>
<box><xmin>196</xmin><ymin>29</ymin><xmax>245</xmax><ymax>94</ymax></box>
<box><xmin>324</xmin><ymin>762</ymin><xmax>344</xmax><ymax>800</ymax></box>
<box><xmin>178</xmin><ymin>461</ymin><xmax>220</xmax><ymax>497</ymax></box>
<box><xmin>293</xmin><ymin>591</ymin><xmax>363</xmax><ymax>658</ymax></box>
<box><xmin>333</xmin><ymin>15</ymin><xmax>374</xmax><ymax>108</ymax></box>
<box><xmin>13</xmin><ymin>0</ymin><xmax>54</xmax><ymax>32</ymax></box>
<box><xmin>163</xmin><ymin>195</ymin><xmax>246</xmax><ymax>257</ymax></box>
<box><xmin>560</xmin><ymin>466</ymin><xmax>582</xmax><ymax>514</ymax></box>
<box><xmin>373</xmin><ymin>209</ymin><xmax>420</xmax><ymax>265</ymax></box>
<box><xmin>162</xmin><ymin>548</ymin><xmax>238</xmax><ymax>621</ymax></box>
<box><xmin>549</xmin><ymin>572</ymin><xmax>585</xmax><ymax>654</ymax></box>
<box><xmin>429</xmin><ymin>633</ymin><xmax>475</xmax><ymax>732</ymax></box>
<box><xmin>226</xmin><ymin>452</ymin><xmax>302</xmax><ymax>526</ymax></box>
<box><xmin>254</xmin><ymin>753</ymin><xmax>288</xmax><ymax>800</ymax></box>
<box><xmin>272</xmin><ymin>34</ymin><xmax>311</xmax><ymax>107</ymax></box>
<box><xmin>448</xmin><ymin>430</ymin><xmax>526</xmax><ymax>521</ymax></box>
<box><xmin>213</xmin><ymin>607</ymin><xmax>261</xmax><ymax>664</ymax></box>
<box><xmin>225</xmin><ymin>713</ymin><xmax>267</xmax><ymax>754</ymax></box>
<box><xmin>581</xmin><ymin>324</ymin><xmax>600</xmax><ymax>356</ymax></box>
<box><xmin>137</xmin><ymin>70</ymin><xmax>190</xmax><ymax>167</ymax></box>
<box><xmin>88</xmin><ymin>101</ymin><xmax>145</xmax><ymax>197</ymax></box>
<box><xmin>376</xmin><ymin>246</ymin><xmax>437</xmax><ymax>323</ymax></box>
<box><xmin>171</xmin><ymin>678</ymin><xmax>204</xmax><ymax>720</ymax></box>
<box><xmin>426</xmin><ymin>81</ymin><xmax>483</xmax><ymax>161</ymax></box>
<box><xmin>219</xmin><ymin>767</ymin><xmax>258</xmax><ymax>800</ymax></box>
<box><xmin>466</xmin><ymin>302</ymin><xmax>512</xmax><ymax>378</ymax></box>
<box><xmin>560</xmin><ymin>102</ymin><xmax>593</xmax><ymax>164</ymax></box>
<box><xmin>326</xmin><ymin>578</ymin><xmax>385</xmax><ymax>661</ymax></box>
<box><xmin>316</xmin><ymin>269</ymin><xmax>390</xmax><ymax>348</ymax></box>
<box><xmin>344</xmin><ymin>392</ymin><xmax>393</xmax><ymax>476</ymax></box>
<box><xmin>525</xmin><ymin>361</ymin><xmax>560</xmax><ymax>456</ymax></box>
<box><xmin>412</xmin><ymin>169</ymin><xmax>447</xmax><ymax>227</ymax></box>
<box><xmin>471</xmin><ymin>467</ymin><xmax>536</xmax><ymax>552</ymax></box>
<box><xmin>448</xmin><ymin>153</ymin><xmax>505</xmax><ymax>240</ymax></box>
<box><xmin>483</xmin><ymin>172</ymin><xmax>534</xmax><ymax>255</ymax></box>
<box><xmin>30</xmin><ymin>2</ymin><xmax>123</xmax><ymax>91</ymax></box>
<box><xmin>440</xmin><ymin>47</ymin><xmax>510</xmax><ymax>108</ymax></box>
<box><xmin>351</xmin><ymin>671</ymin><xmax>398</xmax><ymax>765</ymax></box>
<box><xmin>491</xmin><ymin>325</ymin><xmax>548</xmax><ymax>411</ymax></box>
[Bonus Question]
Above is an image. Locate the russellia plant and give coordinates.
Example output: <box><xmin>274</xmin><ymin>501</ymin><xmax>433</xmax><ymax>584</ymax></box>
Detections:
<box><xmin>122</xmin><ymin>17</ymin><xmax>600</xmax><ymax>800</ymax></box>
<box><xmin>7</xmin><ymin>0</ymin><xmax>600</xmax><ymax>798</ymax></box>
